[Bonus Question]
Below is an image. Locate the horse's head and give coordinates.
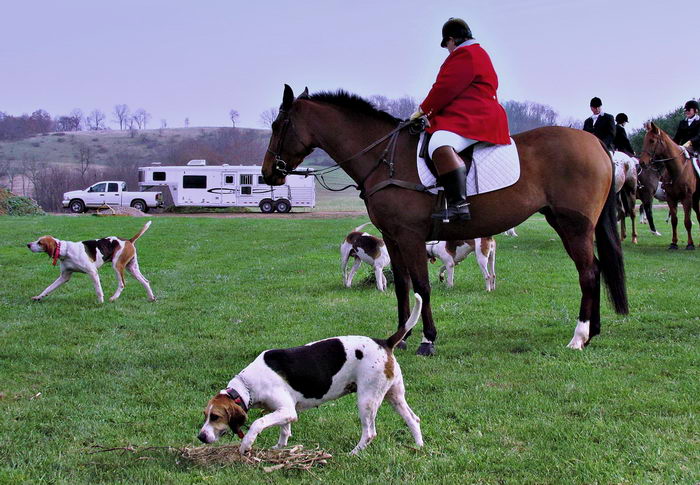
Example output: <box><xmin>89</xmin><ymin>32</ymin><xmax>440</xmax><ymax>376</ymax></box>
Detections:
<box><xmin>638</xmin><ymin>121</ymin><xmax>667</xmax><ymax>167</ymax></box>
<box><xmin>262</xmin><ymin>84</ymin><xmax>315</xmax><ymax>185</ymax></box>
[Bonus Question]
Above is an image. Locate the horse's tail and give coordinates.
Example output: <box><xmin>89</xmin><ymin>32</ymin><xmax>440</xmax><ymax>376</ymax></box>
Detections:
<box><xmin>386</xmin><ymin>293</ymin><xmax>422</xmax><ymax>350</ymax></box>
<box><xmin>595</xmin><ymin>149</ymin><xmax>629</xmax><ymax>323</ymax></box>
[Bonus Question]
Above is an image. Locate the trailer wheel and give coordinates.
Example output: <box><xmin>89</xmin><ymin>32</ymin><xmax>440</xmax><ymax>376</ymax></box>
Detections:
<box><xmin>69</xmin><ymin>199</ymin><xmax>86</xmax><ymax>213</ymax></box>
<box><xmin>259</xmin><ymin>199</ymin><xmax>275</xmax><ymax>213</ymax></box>
<box><xmin>131</xmin><ymin>199</ymin><xmax>148</xmax><ymax>212</ymax></box>
<box><xmin>274</xmin><ymin>199</ymin><xmax>291</xmax><ymax>213</ymax></box>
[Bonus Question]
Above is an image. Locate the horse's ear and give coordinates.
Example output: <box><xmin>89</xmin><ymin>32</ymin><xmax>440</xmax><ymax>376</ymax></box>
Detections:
<box><xmin>298</xmin><ymin>87</ymin><xmax>309</xmax><ymax>99</ymax></box>
<box><xmin>649</xmin><ymin>122</ymin><xmax>660</xmax><ymax>135</ymax></box>
<box><xmin>282</xmin><ymin>84</ymin><xmax>294</xmax><ymax>109</ymax></box>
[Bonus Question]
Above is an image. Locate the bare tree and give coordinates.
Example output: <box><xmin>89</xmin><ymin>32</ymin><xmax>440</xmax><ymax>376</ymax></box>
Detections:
<box><xmin>77</xmin><ymin>143</ymin><xmax>93</xmax><ymax>185</ymax></box>
<box><xmin>70</xmin><ymin>109</ymin><xmax>84</xmax><ymax>131</ymax></box>
<box><xmin>86</xmin><ymin>109</ymin><xmax>107</xmax><ymax>130</ymax></box>
<box><xmin>132</xmin><ymin>108</ymin><xmax>151</xmax><ymax>130</ymax></box>
<box><xmin>160</xmin><ymin>119</ymin><xmax>167</xmax><ymax>129</ymax></box>
<box><xmin>113</xmin><ymin>104</ymin><xmax>130</xmax><ymax>130</ymax></box>
<box><xmin>259</xmin><ymin>107</ymin><xmax>278</xmax><ymax>128</ymax></box>
<box><xmin>368</xmin><ymin>95</ymin><xmax>390</xmax><ymax>112</ymax></box>
<box><xmin>184</xmin><ymin>117</ymin><xmax>190</xmax><ymax>128</ymax></box>
<box><xmin>387</xmin><ymin>96</ymin><xmax>418</xmax><ymax>119</ymax></box>
<box><xmin>229</xmin><ymin>109</ymin><xmax>239</xmax><ymax>127</ymax></box>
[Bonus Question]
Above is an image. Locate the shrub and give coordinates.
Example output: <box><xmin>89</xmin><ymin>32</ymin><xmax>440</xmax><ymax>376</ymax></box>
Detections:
<box><xmin>0</xmin><ymin>190</ymin><xmax>45</xmax><ymax>216</ymax></box>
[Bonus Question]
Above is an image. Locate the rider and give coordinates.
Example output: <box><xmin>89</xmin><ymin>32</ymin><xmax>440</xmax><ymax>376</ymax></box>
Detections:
<box><xmin>614</xmin><ymin>113</ymin><xmax>635</xmax><ymax>157</ymax></box>
<box><xmin>583</xmin><ymin>97</ymin><xmax>616</xmax><ymax>151</ymax></box>
<box><xmin>673</xmin><ymin>100</ymin><xmax>700</xmax><ymax>153</ymax></box>
<box><xmin>410</xmin><ymin>17</ymin><xmax>510</xmax><ymax>221</ymax></box>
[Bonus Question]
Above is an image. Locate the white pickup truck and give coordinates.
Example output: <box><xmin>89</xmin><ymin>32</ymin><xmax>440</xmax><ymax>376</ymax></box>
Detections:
<box><xmin>63</xmin><ymin>181</ymin><xmax>163</xmax><ymax>213</ymax></box>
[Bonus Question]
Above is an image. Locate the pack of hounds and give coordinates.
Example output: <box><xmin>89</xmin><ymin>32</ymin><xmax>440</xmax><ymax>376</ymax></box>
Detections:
<box><xmin>26</xmin><ymin>219</ymin><xmax>516</xmax><ymax>455</ymax></box>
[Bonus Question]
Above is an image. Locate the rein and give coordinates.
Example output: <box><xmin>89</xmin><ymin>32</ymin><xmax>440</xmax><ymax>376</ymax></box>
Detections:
<box><xmin>269</xmin><ymin>111</ymin><xmax>432</xmax><ymax>196</ymax></box>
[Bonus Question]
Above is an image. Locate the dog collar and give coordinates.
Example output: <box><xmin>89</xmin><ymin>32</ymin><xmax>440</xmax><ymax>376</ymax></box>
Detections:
<box><xmin>52</xmin><ymin>241</ymin><xmax>61</xmax><ymax>266</ymax></box>
<box><xmin>225</xmin><ymin>388</ymin><xmax>248</xmax><ymax>413</ymax></box>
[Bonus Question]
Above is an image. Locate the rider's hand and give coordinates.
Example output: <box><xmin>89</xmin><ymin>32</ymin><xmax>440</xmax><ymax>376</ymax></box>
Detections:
<box><xmin>409</xmin><ymin>108</ymin><xmax>424</xmax><ymax>121</ymax></box>
<box><xmin>683</xmin><ymin>140</ymin><xmax>693</xmax><ymax>149</ymax></box>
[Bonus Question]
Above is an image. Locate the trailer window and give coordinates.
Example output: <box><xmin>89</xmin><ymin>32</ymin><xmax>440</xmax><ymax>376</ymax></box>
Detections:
<box><xmin>183</xmin><ymin>175</ymin><xmax>207</xmax><ymax>189</ymax></box>
<box><xmin>225</xmin><ymin>175</ymin><xmax>234</xmax><ymax>184</ymax></box>
<box><xmin>240</xmin><ymin>174</ymin><xmax>253</xmax><ymax>185</ymax></box>
<box><xmin>241</xmin><ymin>186</ymin><xmax>251</xmax><ymax>195</ymax></box>
<box><xmin>153</xmin><ymin>171</ymin><xmax>166</xmax><ymax>181</ymax></box>
<box><xmin>258</xmin><ymin>176</ymin><xmax>266</xmax><ymax>185</ymax></box>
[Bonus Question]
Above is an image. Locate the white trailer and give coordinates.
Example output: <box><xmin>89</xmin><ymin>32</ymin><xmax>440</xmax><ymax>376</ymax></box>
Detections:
<box><xmin>138</xmin><ymin>160</ymin><xmax>315</xmax><ymax>213</ymax></box>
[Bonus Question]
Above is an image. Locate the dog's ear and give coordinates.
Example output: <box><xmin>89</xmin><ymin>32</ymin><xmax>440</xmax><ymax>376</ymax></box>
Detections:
<box><xmin>226</xmin><ymin>401</ymin><xmax>248</xmax><ymax>439</ymax></box>
<box><xmin>40</xmin><ymin>236</ymin><xmax>57</xmax><ymax>258</ymax></box>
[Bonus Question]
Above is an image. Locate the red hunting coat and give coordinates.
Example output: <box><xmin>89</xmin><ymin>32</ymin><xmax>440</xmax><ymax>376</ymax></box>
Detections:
<box><xmin>420</xmin><ymin>42</ymin><xmax>511</xmax><ymax>145</ymax></box>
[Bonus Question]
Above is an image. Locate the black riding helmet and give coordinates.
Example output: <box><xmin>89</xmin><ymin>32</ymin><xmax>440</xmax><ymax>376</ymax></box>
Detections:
<box><xmin>615</xmin><ymin>113</ymin><xmax>628</xmax><ymax>124</ymax></box>
<box><xmin>441</xmin><ymin>17</ymin><xmax>473</xmax><ymax>47</ymax></box>
<box><xmin>684</xmin><ymin>100</ymin><xmax>699</xmax><ymax>111</ymax></box>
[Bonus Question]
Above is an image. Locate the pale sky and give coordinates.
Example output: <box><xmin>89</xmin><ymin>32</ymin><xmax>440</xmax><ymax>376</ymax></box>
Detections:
<box><xmin>3</xmin><ymin>0</ymin><xmax>699</xmax><ymax>131</ymax></box>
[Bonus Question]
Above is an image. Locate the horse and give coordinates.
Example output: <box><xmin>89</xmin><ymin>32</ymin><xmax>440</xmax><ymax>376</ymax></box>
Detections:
<box><xmin>636</xmin><ymin>163</ymin><xmax>664</xmax><ymax>236</ymax></box>
<box><xmin>639</xmin><ymin>122</ymin><xmax>700</xmax><ymax>250</ymax></box>
<box><xmin>262</xmin><ymin>85</ymin><xmax>628</xmax><ymax>355</ymax></box>
<box><xmin>613</xmin><ymin>153</ymin><xmax>638</xmax><ymax>243</ymax></box>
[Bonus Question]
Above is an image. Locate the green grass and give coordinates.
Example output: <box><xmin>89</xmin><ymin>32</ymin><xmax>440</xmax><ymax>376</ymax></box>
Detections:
<box><xmin>0</xmin><ymin>213</ymin><xmax>698</xmax><ymax>484</ymax></box>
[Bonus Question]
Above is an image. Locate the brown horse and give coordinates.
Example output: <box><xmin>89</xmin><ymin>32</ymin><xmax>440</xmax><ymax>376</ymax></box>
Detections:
<box><xmin>636</xmin><ymin>163</ymin><xmax>664</xmax><ymax>236</ymax></box>
<box><xmin>262</xmin><ymin>85</ymin><xmax>628</xmax><ymax>355</ymax></box>
<box><xmin>639</xmin><ymin>122</ymin><xmax>700</xmax><ymax>250</ymax></box>
<box><xmin>614</xmin><ymin>154</ymin><xmax>638</xmax><ymax>243</ymax></box>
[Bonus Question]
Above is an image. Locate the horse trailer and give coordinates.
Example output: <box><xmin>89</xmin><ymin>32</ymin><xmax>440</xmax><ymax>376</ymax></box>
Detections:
<box><xmin>138</xmin><ymin>160</ymin><xmax>315</xmax><ymax>213</ymax></box>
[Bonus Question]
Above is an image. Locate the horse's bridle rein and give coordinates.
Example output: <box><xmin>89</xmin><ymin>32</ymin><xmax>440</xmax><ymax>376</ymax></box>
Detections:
<box><xmin>267</xmin><ymin>107</ymin><xmax>429</xmax><ymax>197</ymax></box>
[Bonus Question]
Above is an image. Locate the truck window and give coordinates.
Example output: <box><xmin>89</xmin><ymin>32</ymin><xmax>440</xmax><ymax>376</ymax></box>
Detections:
<box><xmin>153</xmin><ymin>172</ymin><xmax>166</xmax><ymax>181</ymax></box>
<box><xmin>91</xmin><ymin>183</ymin><xmax>106</xmax><ymax>192</ymax></box>
<box><xmin>183</xmin><ymin>175</ymin><xmax>207</xmax><ymax>189</ymax></box>
<box><xmin>240</xmin><ymin>174</ymin><xmax>253</xmax><ymax>185</ymax></box>
<box><xmin>107</xmin><ymin>183</ymin><xmax>119</xmax><ymax>192</ymax></box>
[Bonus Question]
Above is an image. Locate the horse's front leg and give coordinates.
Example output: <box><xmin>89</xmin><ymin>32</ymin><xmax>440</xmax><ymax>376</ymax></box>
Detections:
<box><xmin>383</xmin><ymin>238</ymin><xmax>411</xmax><ymax>349</ymax></box>
<box><xmin>668</xmin><ymin>201</ymin><xmax>679</xmax><ymax>249</ymax></box>
<box><xmin>682</xmin><ymin>197</ymin><xmax>694</xmax><ymax>249</ymax></box>
<box><xmin>399</xmin><ymin>237</ymin><xmax>436</xmax><ymax>356</ymax></box>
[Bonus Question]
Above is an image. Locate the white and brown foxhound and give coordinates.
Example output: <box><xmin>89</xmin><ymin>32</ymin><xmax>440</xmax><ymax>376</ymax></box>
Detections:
<box><xmin>27</xmin><ymin>221</ymin><xmax>155</xmax><ymax>303</ymax></box>
<box><xmin>198</xmin><ymin>294</ymin><xmax>424</xmax><ymax>455</ymax></box>
<box><xmin>340</xmin><ymin>222</ymin><xmax>391</xmax><ymax>291</ymax></box>
<box><xmin>426</xmin><ymin>238</ymin><xmax>496</xmax><ymax>290</ymax></box>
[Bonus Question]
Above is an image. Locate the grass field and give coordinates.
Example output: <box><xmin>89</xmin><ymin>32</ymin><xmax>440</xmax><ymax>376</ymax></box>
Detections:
<box><xmin>0</xmin><ymin>213</ymin><xmax>698</xmax><ymax>484</ymax></box>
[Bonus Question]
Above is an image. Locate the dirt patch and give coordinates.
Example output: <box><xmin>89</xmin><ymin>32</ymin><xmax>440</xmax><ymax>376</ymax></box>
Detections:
<box><xmin>49</xmin><ymin>210</ymin><xmax>367</xmax><ymax>219</ymax></box>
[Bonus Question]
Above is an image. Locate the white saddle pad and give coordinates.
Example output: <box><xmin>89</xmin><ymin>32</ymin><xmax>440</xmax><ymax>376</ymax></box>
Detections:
<box><xmin>693</xmin><ymin>157</ymin><xmax>700</xmax><ymax>178</ymax></box>
<box><xmin>417</xmin><ymin>132</ymin><xmax>520</xmax><ymax>195</ymax></box>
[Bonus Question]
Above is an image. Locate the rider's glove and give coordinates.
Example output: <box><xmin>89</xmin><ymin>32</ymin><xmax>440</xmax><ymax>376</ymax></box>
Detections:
<box><xmin>409</xmin><ymin>108</ymin><xmax>424</xmax><ymax>121</ymax></box>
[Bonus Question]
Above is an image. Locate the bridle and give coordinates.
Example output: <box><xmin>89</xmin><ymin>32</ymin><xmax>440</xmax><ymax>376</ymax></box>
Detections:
<box><xmin>639</xmin><ymin>135</ymin><xmax>685</xmax><ymax>167</ymax></box>
<box><xmin>266</xmin><ymin>106</ymin><xmax>427</xmax><ymax>195</ymax></box>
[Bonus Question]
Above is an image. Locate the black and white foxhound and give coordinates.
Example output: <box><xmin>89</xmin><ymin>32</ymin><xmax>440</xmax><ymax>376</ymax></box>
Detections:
<box><xmin>198</xmin><ymin>294</ymin><xmax>424</xmax><ymax>455</ymax></box>
<box><xmin>426</xmin><ymin>238</ymin><xmax>496</xmax><ymax>290</ymax></box>
<box><xmin>27</xmin><ymin>221</ymin><xmax>155</xmax><ymax>303</ymax></box>
<box><xmin>340</xmin><ymin>222</ymin><xmax>391</xmax><ymax>291</ymax></box>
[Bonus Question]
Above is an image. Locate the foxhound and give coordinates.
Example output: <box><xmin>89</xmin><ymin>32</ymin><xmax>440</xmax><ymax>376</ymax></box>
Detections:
<box><xmin>198</xmin><ymin>294</ymin><xmax>424</xmax><ymax>455</ymax></box>
<box><xmin>27</xmin><ymin>221</ymin><xmax>155</xmax><ymax>303</ymax></box>
<box><xmin>340</xmin><ymin>222</ymin><xmax>391</xmax><ymax>291</ymax></box>
<box><xmin>426</xmin><ymin>238</ymin><xmax>496</xmax><ymax>290</ymax></box>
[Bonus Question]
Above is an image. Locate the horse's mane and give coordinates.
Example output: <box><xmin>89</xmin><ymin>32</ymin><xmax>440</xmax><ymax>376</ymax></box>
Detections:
<box><xmin>310</xmin><ymin>90</ymin><xmax>400</xmax><ymax>124</ymax></box>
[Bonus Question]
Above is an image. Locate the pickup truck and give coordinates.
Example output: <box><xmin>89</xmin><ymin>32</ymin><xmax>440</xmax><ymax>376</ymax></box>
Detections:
<box><xmin>63</xmin><ymin>181</ymin><xmax>163</xmax><ymax>213</ymax></box>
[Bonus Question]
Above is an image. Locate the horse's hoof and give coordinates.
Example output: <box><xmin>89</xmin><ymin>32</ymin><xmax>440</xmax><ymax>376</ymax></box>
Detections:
<box><xmin>686</xmin><ymin>244</ymin><xmax>695</xmax><ymax>250</ymax></box>
<box><xmin>668</xmin><ymin>244</ymin><xmax>679</xmax><ymax>250</ymax></box>
<box><xmin>396</xmin><ymin>340</ymin><xmax>407</xmax><ymax>351</ymax></box>
<box><xmin>416</xmin><ymin>342</ymin><xmax>435</xmax><ymax>356</ymax></box>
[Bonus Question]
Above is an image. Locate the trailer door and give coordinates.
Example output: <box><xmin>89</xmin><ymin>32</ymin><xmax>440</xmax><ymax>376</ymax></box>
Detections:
<box><xmin>221</xmin><ymin>173</ymin><xmax>237</xmax><ymax>205</ymax></box>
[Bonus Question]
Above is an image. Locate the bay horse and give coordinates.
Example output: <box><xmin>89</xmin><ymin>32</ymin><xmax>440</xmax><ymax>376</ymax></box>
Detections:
<box><xmin>636</xmin><ymin>163</ymin><xmax>664</xmax><ymax>236</ymax></box>
<box><xmin>614</xmin><ymin>154</ymin><xmax>638</xmax><ymax>243</ymax></box>
<box><xmin>639</xmin><ymin>122</ymin><xmax>700</xmax><ymax>250</ymax></box>
<box><xmin>262</xmin><ymin>85</ymin><xmax>628</xmax><ymax>355</ymax></box>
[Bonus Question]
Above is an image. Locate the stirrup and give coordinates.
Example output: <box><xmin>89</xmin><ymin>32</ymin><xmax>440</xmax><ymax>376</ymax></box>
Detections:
<box><xmin>432</xmin><ymin>202</ymin><xmax>471</xmax><ymax>222</ymax></box>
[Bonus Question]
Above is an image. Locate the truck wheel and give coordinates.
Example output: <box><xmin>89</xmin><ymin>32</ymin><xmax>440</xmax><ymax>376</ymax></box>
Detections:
<box><xmin>69</xmin><ymin>199</ymin><xmax>86</xmax><ymax>213</ymax></box>
<box><xmin>274</xmin><ymin>199</ymin><xmax>291</xmax><ymax>213</ymax></box>
<box><xmin>131</xmin><ymin>199</ymin><xmax>148</xmax><ymax>212</ymax></box>
<box><xmin>259</xmin><ymin>199</ymin><xmax>275</xmax><ymax>213</ymax></box>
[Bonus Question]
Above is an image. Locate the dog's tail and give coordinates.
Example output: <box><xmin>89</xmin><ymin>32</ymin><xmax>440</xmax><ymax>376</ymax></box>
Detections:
<box><xmin>386</xmin><ymin>293</ymin><xmax>422</xmax><ymax>350</ymax></box>
<box><xmin>129</xmin><ymin>220</ymin><xmax>152</xmax><ymax>243</ymax></box>
<box><xmin>353</xmin><ymin>221</ymin><xmax>373</xmax><ymax>233</ymax></box>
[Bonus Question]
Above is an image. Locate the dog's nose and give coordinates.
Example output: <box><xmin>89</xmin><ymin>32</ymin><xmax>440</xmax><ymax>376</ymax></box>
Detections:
<box><xmin>197</xmin><ymin>432</ymin><xmax>209</xmax><ymax>443</ymax></box>
<box><xmin>26</xmin><ymin>243</ymin><xmax>31</xmax><ymax>248</ymax></box>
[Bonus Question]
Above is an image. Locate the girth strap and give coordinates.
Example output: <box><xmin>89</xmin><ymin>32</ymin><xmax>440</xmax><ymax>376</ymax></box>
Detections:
<box><xmin>363</xmin><ymin>178</ymin><xmax>434</xmax><ymax>199</ymax></box>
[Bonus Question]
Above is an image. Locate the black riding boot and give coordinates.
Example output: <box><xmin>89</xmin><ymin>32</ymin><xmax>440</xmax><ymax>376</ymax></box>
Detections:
<box><xmin>432</xmin><ymin>165</ymin><xmax>471</xmax><ymax>221</ymax></box>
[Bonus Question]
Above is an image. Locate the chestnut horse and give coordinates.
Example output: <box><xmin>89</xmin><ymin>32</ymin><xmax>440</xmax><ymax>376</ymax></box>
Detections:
<box><xmin>262</xmin><ymin>85</ymin><xmax>628</xmax><ymax>355</ymax></box>
<box><xmin>639</xmin><ymin>122</ymin><xmax>700</xmax><ymax>250</ymax></box>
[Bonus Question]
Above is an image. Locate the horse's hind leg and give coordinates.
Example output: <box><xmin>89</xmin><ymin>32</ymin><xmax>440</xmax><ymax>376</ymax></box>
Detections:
<box><xmin>544</xmin><ymin>210</ymin><xmax>600</xmax><ymax>349</ymax></box>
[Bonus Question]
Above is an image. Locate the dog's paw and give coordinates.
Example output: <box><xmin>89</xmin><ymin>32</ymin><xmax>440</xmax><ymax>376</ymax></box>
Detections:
<box><xmin>239</xmin><ymin>443</ymin><xmax>252</xmax><ymax>455</ymax></box>
<box><xmin>31</xmin><ymin>296</ymin><xmax>42</xmax><ymax>301</ymax></box>
<box><xmin>148</xmin><ymin>296</ymin><xmax>157</xmax><ymax>302</ymax></box>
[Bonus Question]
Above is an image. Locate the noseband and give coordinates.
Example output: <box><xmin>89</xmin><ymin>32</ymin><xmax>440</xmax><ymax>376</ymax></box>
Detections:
<box><xmin>266</xmin><ymin>109</ymin><xmax>314</xmax><ymax>176</ymax></box>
